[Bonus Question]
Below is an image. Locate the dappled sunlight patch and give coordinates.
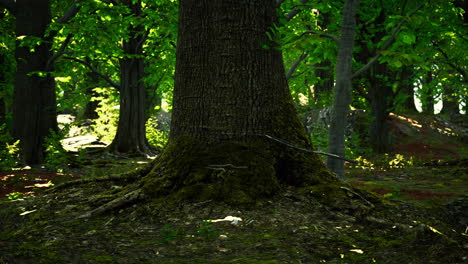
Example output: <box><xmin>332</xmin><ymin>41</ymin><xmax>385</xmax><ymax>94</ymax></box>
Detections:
<box><xmin>0</xmin><ymin>169</ymin><xmax>82</xmax><ymax>198</ymax></box>
<box><xmin>389</xmin><ymin>112</ymin><xmax>423</xmax><ymax>129</ymax></box>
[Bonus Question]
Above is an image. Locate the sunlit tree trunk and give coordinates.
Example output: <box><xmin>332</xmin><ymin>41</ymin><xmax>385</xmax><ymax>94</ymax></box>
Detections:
<box><xmin>109</xmin><ymin>0</ymin><xmax>152</xmax><ymax>154</ymax></box>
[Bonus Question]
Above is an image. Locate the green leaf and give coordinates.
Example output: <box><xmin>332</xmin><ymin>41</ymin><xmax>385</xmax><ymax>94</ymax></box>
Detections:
<box><xmin>400</xmin><ymin>32</ymin><xmax>416</xmax><ymax>45</ymax></box>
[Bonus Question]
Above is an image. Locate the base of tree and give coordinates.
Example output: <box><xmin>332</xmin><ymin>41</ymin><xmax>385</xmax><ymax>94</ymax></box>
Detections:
<box><xmin>140</xmin><ymin>135</ymin><xmax>341</xmax><ymax>205</ymax></box>
<box><xmin>75</xmin><ymin>135</ymin><xmax>357</xmax><ymax>217</ymax></box>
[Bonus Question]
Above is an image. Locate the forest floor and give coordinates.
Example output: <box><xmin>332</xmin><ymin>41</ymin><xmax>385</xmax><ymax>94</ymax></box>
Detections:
<box><xmin>0</xmin><ymin>112</ymin><xmax>467</xmax><ymax>263</ymax></box>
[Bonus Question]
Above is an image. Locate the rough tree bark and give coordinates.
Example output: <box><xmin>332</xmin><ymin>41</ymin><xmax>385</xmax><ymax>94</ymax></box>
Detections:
<box><xmin>108</xmin><ymin>0</ymin><xmax>153</xmax><ymax>155</ymax></box>
<box><xmin>326</xmin><ymin>0</ymin><xmax>359</xmax><ymax>179</ymax></box>
<box><xmin>139</xmin><ymin>0</ymin><xmax>337</xmax><ymax>204</ymax></box>
<box><xmin>12</xmin><ymin>0</ymin><xmax>57</xmax><ymax>165</ymax></box>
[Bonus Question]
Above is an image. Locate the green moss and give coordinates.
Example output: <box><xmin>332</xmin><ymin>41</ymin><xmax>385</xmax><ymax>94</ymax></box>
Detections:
<box><xmin>142</xmin><ymin>135</ymin><xmax>337</xmax><ymax>206</ymax></box>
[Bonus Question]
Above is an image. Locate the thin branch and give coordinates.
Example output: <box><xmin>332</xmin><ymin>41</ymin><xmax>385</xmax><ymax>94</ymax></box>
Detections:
<box><xmin>433</xmin><ymin>42</ymin><xmax>466</xmax><ymax>80</ymax></box>
<box><xmin>297</xmin><ymin>30</ymin><xmax>339</xmax><ymax>44</ymax></box>
<box><xmin>264</xmin><ymin>135</ymin><xmax>358</xmax><ymax>164</ymax></box>
<box><xmin>56</xmin><ymin>0</ymin><xmax>85</xmax><ymax>24</ymax></box>
<box><xmin>46</xmin><ymin>34</ymin><xmax>73</xmax><ymax>71</ymax></box>
<box><xmin>351</xmin><ymin>0</ymin><xmax>427</xmax><ymax>79</ymax></box>
<box><xmin>0</xmin><ymin>0</ymin><xmax>15</xmax><ymax>14</ymax></box>
<box><xmin>276</xmin><ymin>0</ymin><xmax>286</xmax><ymax>8</ymax></box>
<box><xmin>284</xmin><ymin>0</ymin><xmax>309</xmax><ymax>22</ymax></box>
<box><xmin>64</xmin><ymin>56</ymin><xmax>121</xmax><ymax>89</ymax></box>
<box><xmin>286</xmin><ymin>51</ymin><xmax>309</xmax><ymax>80</ymax></box>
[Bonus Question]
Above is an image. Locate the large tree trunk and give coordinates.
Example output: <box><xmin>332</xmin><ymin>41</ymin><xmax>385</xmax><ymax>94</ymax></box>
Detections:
<box><xmin>326</xmin><ymin>0</ymin><xmax>359</xmax><ymax>180</ymax></box>
<box><xmin>13</xmin><ymin>0</ymin><xmax>57</xmax><ymax>165</ymax></box>
<box><xmin>141</xmin><ymin>0</ymin><xmax>337</xmax><ymax>204</ymax></box>
<box><xmin>108</xmin><ymin>0</ymin><xmax>152</xmax><ymax>155</ymax></box>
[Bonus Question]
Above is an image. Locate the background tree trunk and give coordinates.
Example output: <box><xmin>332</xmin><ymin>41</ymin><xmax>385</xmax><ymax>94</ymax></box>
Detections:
<box><xmin>13</xmin><ymin>0</ymin><xmax>57</xmax><ymax>165</ymax></box>
<box><xmin>399</xmin><ymin>66</ymin><xmax>418</xmax><ymax>113</ymax></box>
<box><xmin>421</xmin><ymin>70</ymin><xmax>434</xmax><ymax>114</ymax></box>
<box><xmin>368</xmin><ymin>63</ymin><xmax>394</xmax><ymax>153</ymax></box>
<box><xmin>109</xmin><ymin>0</ymin><xmax>152</xmax><ymax>154</ymax></box>
<box><xmin>313</xmin><ymin>60</ymin><xmax>334</xmax><ymax>105</ymax></box>
<box><xmin>82</xmin><ymin>70</ymin><xmax>100</xmax><ymax>120</ymax></box>
<box><xmin>440</xmin><ymin>84</ymin><xmax>459</xmax><ymax>116</ymax></box>
<box><xmin>0</xmin><ymin>53</ymin><xmax>6</xmax><ymax>126</ymax></box>
<box><xmin>327</xmin><ymin>0</ymin><xmax>359</xmax><ymax>179</ymax></box>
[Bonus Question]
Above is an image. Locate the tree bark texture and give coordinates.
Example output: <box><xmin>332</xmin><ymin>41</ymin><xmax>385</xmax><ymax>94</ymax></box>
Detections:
<box><xmin>368</xmin><ymin>62</ymin><xmax>393</xmax><ymax>153</ymax></box>
<box><xmin>13</xmin><ymin>0</ymin><xmax>57</xmax><ymax>165</ymax></box>
<box><xmin>171</xmin><ymin>0</ymin><xmax>306</xmax><ymax>144</ymax></box>
<box><xmin>109</xmin><ymin>0</ymin><xmax>151</xmax><ymax>154</ymax></box>
<box><xmin>143</xmin><ymin>0</ymin><xmax>337</xmax><ymax>204</ymax></box>
<box><xmin>326</xmin><ymin>0</ymin><xmax>359</xmax><ymax>180</ymax></box>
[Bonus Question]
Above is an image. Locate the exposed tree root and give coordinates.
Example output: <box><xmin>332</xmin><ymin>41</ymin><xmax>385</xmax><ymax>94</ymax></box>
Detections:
<box><xmin>50</xmin><ymin>161</ymin><xmax>154</xmax><ymax>191</ymax></box>
<box><xmin>78</xmin><ymin>184</ymin><xmax>145</xmax><ymax>218</ymax></box>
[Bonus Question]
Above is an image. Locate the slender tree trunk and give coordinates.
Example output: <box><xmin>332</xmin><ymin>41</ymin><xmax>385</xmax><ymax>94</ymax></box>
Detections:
<box><xmin>82</xmin><ymin>70</ymin><xmax>100</xmax><ymax>120</ymax></box>
<box><xmin>13</xmin><ymin>0</ymin><xmax>57</xmax><ymax>165</ymax></box>
<box><xmin>400</xmin><ymin>66</ymin><xmax>418</xmax><ymax>113</ymax></box>
<box><xmin>109</xmin><ymin>0</ymin><xmax>152</xmax><ymax>154</ymax></box>
<box><xmin>142</xmin><ymin>0</ymin><xmax>337</xmax><ymax>204</ymax></box>
<box><xmin>326</xmin><ymin>0</ymin><xmax>359</xmax><ymax>180</ymax></box>
<box><xmin>440</xmin><ymin>84</ymin><xmax>460</xmax><ymax>116</ymax></box>
<box><xmin>312</xmin><ymin>11</ymin><xmax>334</xmax><ymax>107</ymax></box>
<box><xmin>421</xmin><ymin>70</ymin><xmax>434</xmax><ymax>114</ymax></box>
<box><xmin>313</xmin><ymin>60</ymin><xmax>334</xmax><ymax>106</ymax></box>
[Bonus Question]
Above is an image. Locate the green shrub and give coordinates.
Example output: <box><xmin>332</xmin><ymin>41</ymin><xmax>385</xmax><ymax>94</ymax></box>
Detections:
<box><xmin>0</xmin><ymin>124</ymin><xmax>19</xmax><ymax>170</ymax></box>
<box><xmin>146</xmin><ymin>118</ymin><xmax>169</xmax><ymax>149</ymax></box>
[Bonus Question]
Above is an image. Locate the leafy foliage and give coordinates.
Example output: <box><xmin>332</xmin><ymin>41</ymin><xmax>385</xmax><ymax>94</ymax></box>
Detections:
<box><xmin>0</xmin><ymin>124</ymin><xmax>19</xmax><ymax>170</ymax></box>
<box><xmin>91</xmin><ymin>87</ymin><xmax>119</xmax><ymax>144</ymax></box>
<box><xmin>44</xmin><ymin>129</ymin><xmax>69</xmax><ymax>170</ymax></box>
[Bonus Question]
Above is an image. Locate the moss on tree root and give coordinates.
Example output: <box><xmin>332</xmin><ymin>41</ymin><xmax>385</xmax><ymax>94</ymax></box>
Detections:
<box><xmin>140</xmin><ymin>135</ymin><xmax>343</xmax><ymax>205</ymax></box>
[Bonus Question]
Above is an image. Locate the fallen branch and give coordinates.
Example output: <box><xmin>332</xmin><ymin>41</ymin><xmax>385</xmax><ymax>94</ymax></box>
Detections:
<box><xmin>340</xmin><ymin>186</ymin><xmax>374</xmax><ymax>208</ymax></box>
<box><xmin>264</xmin><ymin>135</ymin><xmax>358</xmax><ymax>164</ymax></box>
